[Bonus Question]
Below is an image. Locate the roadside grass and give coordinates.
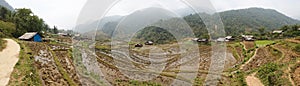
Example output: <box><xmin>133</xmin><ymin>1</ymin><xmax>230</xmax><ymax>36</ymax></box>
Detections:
<box><xmin>0</xmin><ymin>39</ymin><xmax>7</xmax><ymax>51</ymax></box>
<box><xmin>255</xmin><ymin>40</ymin><xmax>275</xmax><ymax>47</ymax></box>
<box><xmin>229</xmin><ymin>71</ymin><xmax>247</xmax><ymax>86</ymax></box>
<box><xmin>8</xmin><ymin>41</ymin><xmax>42</xmax><ymax>86</ymax></box>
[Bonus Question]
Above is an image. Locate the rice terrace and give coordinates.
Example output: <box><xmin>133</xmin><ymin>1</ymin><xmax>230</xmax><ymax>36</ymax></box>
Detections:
<box><xmin>0</xmin><ymin>0</ymin><xmax>300</xmax><ymax>86</ymax></box>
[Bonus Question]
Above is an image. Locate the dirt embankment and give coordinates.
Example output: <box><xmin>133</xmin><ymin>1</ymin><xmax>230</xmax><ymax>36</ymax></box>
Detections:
<box><xmin>0</xmin><ymin>39</ymin><xmax>20</xmax><ymax>86</ymax></box>
<box><xmin>246</xmin><ymin>73</ymin><xmax>264</xmax><ymax>86</ymax></box>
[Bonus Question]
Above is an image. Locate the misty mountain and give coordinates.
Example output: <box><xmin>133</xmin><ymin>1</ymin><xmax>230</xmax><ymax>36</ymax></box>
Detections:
<box><xmin>79</xmin><ymin>7</ymin><xmax>300</xmax><ymax>40</ymax></box>
<box><xmin>75</xmin><ymin>15</ymin><xmax>123</xmax><ymax>33</ymax></box>
<box><xmin>0</xmin><ymin>0</ymin><xmax>13</xmax><ymax>11</ymax></box>
<box><xmin>134</xmin><ymin>7</ymin><xmax>300</xmax><ymax>42</ymax></box>
<box><xmin>78</xmin><ymin>7</ymin><xmax>175</xmax><ymax>37</ymax></box>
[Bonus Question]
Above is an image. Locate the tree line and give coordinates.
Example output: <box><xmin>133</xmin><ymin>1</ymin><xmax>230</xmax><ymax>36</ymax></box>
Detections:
<box><xmin>0</xmin><ymin>7</ymin><xmax>58</xmax><ymax>38</ymax></box>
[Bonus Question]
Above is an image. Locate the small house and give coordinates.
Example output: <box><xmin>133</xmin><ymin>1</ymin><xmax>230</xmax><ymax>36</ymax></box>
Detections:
<box><xmin>242</xmin><ymin>35</ymin><xmax>255</xmax><ymax>41</ymax></box>
<box><xmin>298</xmin><ymin>28</ymin><xmax>300</xmax><ymax>31</ymax></box>
<box><xmin>225</xmin><ymin>36</ymin><xmax>235</xmax><ymax>41</ymax></box>
<box><xmin>135</xmin><ymin>44</ymin><xmax>143</xmax><ymax>47</ymax></box>
<box><xmin>197</xmin><ymin>39</ymin><xmax>208</xmax><ymax>42</ymax></box>
<box><xmin>145</xmin><ymin>41</ymin><xmax>154</xmax><ymax>45</ymax></box>
<box><xmin>192</xmin><ymin>38</ymin><xmax>208</xmax><ymax>43</ymax></box>
<box><xmin>58</xmin><ymin>33</ymin><xmax>69</xmax><ymax>37</ymax></box>
<box><xmin>18</xmin><ymin>32</ymin><xmax>42</xmax><ymax>42</ymax></box>
<box><xmin>272</xmin><ymin>30</ymin><xmax>283</xmax><ymax>34</ymax></box>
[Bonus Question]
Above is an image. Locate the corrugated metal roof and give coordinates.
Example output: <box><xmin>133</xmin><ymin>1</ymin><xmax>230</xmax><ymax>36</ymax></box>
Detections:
<box><xmin>18</xmin><ymin>32</ymin><xmax>38</xmax><ymax>40</ymax></box>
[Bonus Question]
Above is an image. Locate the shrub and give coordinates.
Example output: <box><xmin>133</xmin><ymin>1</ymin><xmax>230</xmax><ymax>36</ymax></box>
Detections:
<box><xmin>293</xmin><ymin>44</ymin><xmax>300</xmax><ymax>52</ymax></box>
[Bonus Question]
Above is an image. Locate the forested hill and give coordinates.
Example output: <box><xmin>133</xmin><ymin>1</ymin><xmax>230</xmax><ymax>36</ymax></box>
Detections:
<box><xmin>133</xmin><ymin>8</ymin><xmax>300</xmax><ymax>43</ymax></box>
<box><xmin>218</xmin><ymin>7</ymin><xmax>300</xmax><ymax>35</ymax></box>
<box><xmin>91</xmin><ymin>7</ymin><xmax>300</xmax><ymax>42</ymax></box>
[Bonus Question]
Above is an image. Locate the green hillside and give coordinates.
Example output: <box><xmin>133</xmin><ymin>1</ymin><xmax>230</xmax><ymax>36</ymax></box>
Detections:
<box><xmin>132</xmin><ymin>8</ymin><xmax>300</xmax><ymax>43</ymax></box>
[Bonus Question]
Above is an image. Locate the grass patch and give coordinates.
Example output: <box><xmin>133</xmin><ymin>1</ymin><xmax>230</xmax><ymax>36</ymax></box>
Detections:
<box><xmin>256</xmin><ymin>63</ymin><xmax>291</xmax><ymax>86</ymax></box>
<box><xmin>229</xmin><ymin>71</ymin><xmax>247</xmax><ymax>86</ymax></box>
<box><xmin>255</xmin><ymin>40</ymin><xmax>275</xmax><ymax>47</ymax></box>
<box><xmin>8</xmin><ymin>41</ymin><xmax>42</xmax><ymax>86</ymax></box>
<box><xmin>0</xmin><ymin>39</ymin><xmax>7</xmax><ymax>51</ymax></box>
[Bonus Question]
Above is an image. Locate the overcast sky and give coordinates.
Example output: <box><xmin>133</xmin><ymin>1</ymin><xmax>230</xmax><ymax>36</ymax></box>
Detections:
<box><xmin>5</xmin><ymin>0</ymin><xmax>300</xmax><ymax>30</ymax></box>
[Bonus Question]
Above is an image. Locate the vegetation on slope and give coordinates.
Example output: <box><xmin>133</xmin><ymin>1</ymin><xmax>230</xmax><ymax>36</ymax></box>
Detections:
<box><xmin>124</xmin><ymin>8</ymin><xmax>300</xmax><ymax>44</ymax></box>
<box><xmin>135</xmin><ymin>26</ymin><xmax>176</xmax><ymax>44</ymax></box>
<box><xmin>256</xmin><ymin>63</ymin><xmax>290</xmax><ymax>86</ymax></box>
<box><xmin>0</xmin><ymin>38</ymin><xmax>6</xmax><ymax>51</ymax></box>
<box><xmin>8</xmin><ymin>41</ymin><xmax>41</xmax><ymax>86</ymax></box>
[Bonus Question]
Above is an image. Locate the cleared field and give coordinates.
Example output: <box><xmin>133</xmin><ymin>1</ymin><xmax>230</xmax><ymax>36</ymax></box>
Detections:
<box><xmin>255</xmin><ymin>40</ymin><xmax>275</xmax><ymax>47</ymax></box>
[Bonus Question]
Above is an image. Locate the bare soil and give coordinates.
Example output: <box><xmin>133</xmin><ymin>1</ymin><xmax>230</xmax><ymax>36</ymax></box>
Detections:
<box><xmin>243</xmin><ymin>41</ymin><xmax>255</xmax><ymax>50</ymax></box>
<box><xmin>246</xmin><ymin>73</ymin><xmax>264</xmax><ymax>86</ymax></box>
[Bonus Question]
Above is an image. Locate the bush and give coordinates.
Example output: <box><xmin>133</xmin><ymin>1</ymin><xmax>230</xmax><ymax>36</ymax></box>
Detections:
<box><xmin>293</xmin><ymin>44</ymin><xmax>300</xmax><ymax>52</ymax></box>
<box><xmin>0</xmin><ymin>39</ymin><xmax>7</xmax><ymax>51</ymax></box>
<box><xmin>257</xmin><ymin>63</ymin><xmax>288</xmax><ymax>86</ymax></box>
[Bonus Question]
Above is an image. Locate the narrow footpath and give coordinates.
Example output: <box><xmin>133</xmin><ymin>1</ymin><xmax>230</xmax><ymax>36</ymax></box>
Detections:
<box><xmin>0</xmin><ymin>39</ymin><xmax>20</xmax><ymax>86</ymax></box>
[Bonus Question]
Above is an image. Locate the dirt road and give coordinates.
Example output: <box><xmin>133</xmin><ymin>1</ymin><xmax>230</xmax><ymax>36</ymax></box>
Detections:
<box><xmin>0</xmin><ymin>39</ymin><xmax>20</xmax><ymax>86</ymax></box>
<box><xmin>246</xmin><ymin>72</ymin><xmax>264</xmax><ymax>86</ymax></box>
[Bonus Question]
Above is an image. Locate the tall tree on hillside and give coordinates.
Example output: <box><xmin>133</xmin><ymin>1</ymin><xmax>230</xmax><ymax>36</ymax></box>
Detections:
<box><xmin>0</xmin><ymin>7</ymin><xmax>11</xmax><ymax>21</ymax></box>
<box><xmin>12</xmin><ymin>8</ymin><xmax>47</xmax><ymax>37</ymax></box>
<box><xmin>53</xmin><ymin>26</ymin><xmax>58</xmax><ymax>34</ymax></box>
<box><xmin>258</xmin><ymin>27</ymin><xmax>265</xmax><ymax>35</ymax></box>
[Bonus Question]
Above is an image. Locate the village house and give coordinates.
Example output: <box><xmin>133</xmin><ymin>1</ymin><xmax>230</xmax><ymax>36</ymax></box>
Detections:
<box><xmin>18</xmin><ymin>32</ymin><xmax>42</xmax><ymax>42</ymax></box>
<box><xmin>298</xmin><ymin>28</ymin><xmax>300</xmax><ymax>31</ymax></box>
<box><xmin>242</xmin><ymin>35</ymin><xmax>255</xmax><ymax>41</ymax></box>
<box><xmin>145</xmin><ymin>41</ymin><xmax>154</xmax><ymax>45</ymax></box>
<box><xmin>272</xmin><ymin>30</ymin><xmax>283</xmax><ymax>34</ymax></box>
<box><xmin>225</xmin><ymin>36</ymin><xmax>235</xmax><ymax>41</ymax></box>
<box><xmin>58</xmin><ymin>33</ymin><xmax>69</xmax><ymax>37</ymax></box>
<box><xmin>135</xmin><ymin>44</ymin><xmax>143</xmax><ymax>47</ymax></box>
<box><xmin>192</xmin><ymin>38</ymin><xmax>208</xmax><ymax>43</ymax></box>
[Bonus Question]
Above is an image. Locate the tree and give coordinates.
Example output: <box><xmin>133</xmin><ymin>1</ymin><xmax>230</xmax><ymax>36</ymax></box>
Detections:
<box><xmin>258</xmin><ymin>27</ymin><xmax>265</xmax><ymax>35</ymax></box>
<box><xmin>11</xmin><ymin>8</ymin><xmax>48</xmax><ymax>37</ymax></box>
<box><xmin>53</xmin><ymin>26</ymin><xmax>58</xmax><ymax>34</ymax></box>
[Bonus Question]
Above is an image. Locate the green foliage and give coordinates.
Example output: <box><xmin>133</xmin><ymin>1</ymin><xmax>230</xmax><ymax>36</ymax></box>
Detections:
<box><xmin>12</xmin><ymin>8</ymin><xmax>49</xmax><ymax>37</ymax></box>
<box><xmin>194</xmin><ymin>78</ymin><xmax>204</xmax><ymax>86</ymax></box>
<box><xmin>0</xmin><ymin>7</ymin><xmax>50</xmax><ymax>38</ymax></box>
<box><xmin>0</xmin><ymin>20</ymin><xmax>15</xmax><ymax>37</ymax></box>
<box><xmin>231</xmin><ymin>71</ymin><xmax>247</xmax><ymax>86</ymax></box>
<box><xmin>135</xmin><ymin>26</ymin><xmax>177</xmax><ymax>44</ymax></box>
<box><xmin>0</xmin><ymin>39</ymin><xmax>6</xmax><ymax>51</ymax></box>
<box><xmin>255</xmin><ymin>40</ymin><xmax>275</xmax><ymax>47</ymax></box>
<box><xmin>280</xmin><ymin>25</ymin><xmax>300</xmax><ymax>38</ymax></box>
<box><xmin>257</xmin><ymin>63</ymin><xmax>288</xmax><ymax>86</ymax></box>
<box><xmin>220</xmin><ymin>8</ymin><xmax>300</xmax><ymax>35</ymax></box>
<box><xmin>53</xmin><ymin>26</ymin><xmax>59</xmax><ymax>34</ymax></box>
<box><xmin>8</xmin><ymin>41</ymin><xmax>42</xmax><ymax>86</ymax></box>
<box><xmin>0</xmin><ymin>7</ymin><xmax>12</xmax><ymax>21</ymax></box>
<box><xmin>293</xmin><ymin>44</ymin><xmax>300</xmax><ymax>52</ymax></box>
